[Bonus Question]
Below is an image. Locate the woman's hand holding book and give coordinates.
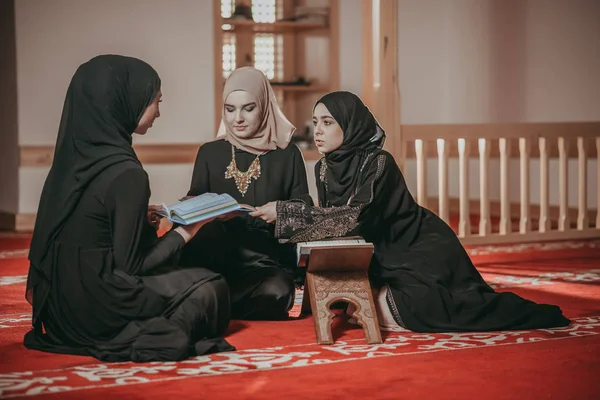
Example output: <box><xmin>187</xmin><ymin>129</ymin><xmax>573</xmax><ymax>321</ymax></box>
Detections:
<box><xmin>147</xmin><ymin>205</ymin><xmax>163</xmax><ymax>231</ymax></box>
<box><xmin>250</xmin><ymin>201</ymin><xmax>277</xmax><ymax>224</ymax></box>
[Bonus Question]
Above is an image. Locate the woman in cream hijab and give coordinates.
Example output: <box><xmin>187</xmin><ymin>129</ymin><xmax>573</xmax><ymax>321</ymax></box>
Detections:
<box><xmin>179</xmin><ymin>67</ymin><xmax>313</xmax><ymax>320</ymax></box>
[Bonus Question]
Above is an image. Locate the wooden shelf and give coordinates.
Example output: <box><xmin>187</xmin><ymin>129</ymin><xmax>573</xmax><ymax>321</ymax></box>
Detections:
<box><xmin>218</xmin><ymin>79</ymin><xmax>329</xmax><ymax>93</ymax></box>
<box><xmin>270</xmin><ymin>84</ymin><xmax>329</xmax><ymax>92</ymax></box>
<box><xmin>221</xmin><ymin>19</ymin><xmax>328</xmax><ymax>33</ymax></box>
<box><xmin>213</xmin><ymin>0</ymin><xmax>339</xmax><ymax>131</ymax></box>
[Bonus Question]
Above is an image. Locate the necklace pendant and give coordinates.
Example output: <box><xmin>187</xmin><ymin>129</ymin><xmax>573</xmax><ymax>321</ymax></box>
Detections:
<box><xmin>224</xmin><ymin>147</ymin><xmax>261</xmax><ymax>196</ymax></box>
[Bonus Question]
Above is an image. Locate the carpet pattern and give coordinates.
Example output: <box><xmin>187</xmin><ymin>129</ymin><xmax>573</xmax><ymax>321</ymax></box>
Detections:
<box><xmin>1</xmin><ymin>235</ymin><xmax>599</xmax><ymax>399</ymax></box>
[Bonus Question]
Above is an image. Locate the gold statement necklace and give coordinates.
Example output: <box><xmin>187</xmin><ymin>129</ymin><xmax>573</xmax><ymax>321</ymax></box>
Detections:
<box><xmin>225</xmin><ymin>145</ymin><xmax>261</xmax><ymax>196</ymax></box>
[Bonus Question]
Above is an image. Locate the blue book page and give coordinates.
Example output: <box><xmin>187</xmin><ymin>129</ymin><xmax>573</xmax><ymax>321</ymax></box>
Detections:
<box><xmin>159</xmin><ymin>193</ymin><xmax>255</xmax><ymax>225</ymax></box>
<box><xmin>173</xmin><ymin>203</ymin><xmax>243</xmax><ymax>224</ymax></box>
<box><xmin>170</xmin><ymin>193</ymin><xmax>236</xmax><ymax>216</ymax></box>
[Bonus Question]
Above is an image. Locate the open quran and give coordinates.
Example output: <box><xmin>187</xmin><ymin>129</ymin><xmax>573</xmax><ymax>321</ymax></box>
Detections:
<box><xmin>156</xmin><ymin>193</ymin><xmax>255</xmax><ymax>225</ymax></box>
<box><xmin>295</xmin><ymin>236</ymin><xmax>371</xmax><ymax>267</ymax></box>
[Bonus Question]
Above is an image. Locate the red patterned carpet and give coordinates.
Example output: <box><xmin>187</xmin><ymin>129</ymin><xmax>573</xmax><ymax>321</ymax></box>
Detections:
<box><xmin>1</xmin><ymin>233</ymin><xmax>600</xmax><ymax>399</ymax></box>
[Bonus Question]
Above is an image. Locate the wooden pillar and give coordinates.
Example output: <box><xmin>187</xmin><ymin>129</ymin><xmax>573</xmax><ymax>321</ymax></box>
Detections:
<box><xmin>361</xmin><ymin>0</ymin><xmax>374</xmax><ymax>110</ymax></box>
<box><xmin>213</xmin><ymin>0</ymin><xmax>224</xmax><ymax>131</ymax></box>
<box><xmin>362</xmin><ymin>0</ymin><xmax>402</xmax><ymax>167</ymax></box>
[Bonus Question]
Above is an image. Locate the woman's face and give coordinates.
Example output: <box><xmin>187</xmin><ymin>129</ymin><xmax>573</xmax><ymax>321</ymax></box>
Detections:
<box><xmin>135</xmin><ymin>90</ymin><xmax>162</xmax><ymax>135</ymax></box>
<box><xmin>224</xmin><ymin>90</ymin><xmax>261</xmax><ymax>138</ymax></box>
<box><xmin>312</xmin><ymin>102</ymin><xmax>343</xmax><ymax>153</ymax></box>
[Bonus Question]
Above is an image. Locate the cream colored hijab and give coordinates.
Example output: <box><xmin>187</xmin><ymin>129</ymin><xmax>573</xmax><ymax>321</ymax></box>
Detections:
<box><xmin>216</xmin><ymin>67</ymin><xmax>296</xmax><ymax>155</ymax></box>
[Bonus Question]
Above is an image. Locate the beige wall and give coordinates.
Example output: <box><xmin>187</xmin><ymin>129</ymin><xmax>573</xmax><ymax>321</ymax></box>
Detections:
<box><xmin>0</xmin><ymin>0</ymin><xmax>19</xmax><ymax>214</ymax></box>
<box><xmin>397</xmin><ymin>0</ymin><xmax>600</xmax><ymax>208</ymax></box>
<box><xmin>10</xmin><ymin>0</ymin><xmax>597</xmax><ymax>216</ymax></box>
<box><xmin>397</xmin><ymin>0</ymin><xmax>600</xmax><ymax>124</ymax></box>
<box><xmin>14</xmin><ymin>0</ymin><xmax>216</xmax><ymax>212</ymax></box>
<box><xmin>339</xmin><ymin>0</ymin><xmax>363</xmax><ymax>96</ymax></box>
<box><xmin>12</xmin><ymin>0</ymin><xmax>361</xmax><ymax>213</ymax></box>
<box><xmin>15</xmin><ymin>0</ymin><xmax>215</xmax><ymax>146</ymax></box>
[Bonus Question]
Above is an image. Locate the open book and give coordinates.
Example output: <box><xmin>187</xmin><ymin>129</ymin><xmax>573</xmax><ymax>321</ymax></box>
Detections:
<box><xmin>295</xmin><ymin>236</ymin><xmax>370</xmax><ymax>267</ymax></box>
<box><xmin>156</xmin><ymin>193</ymin><xmax>255</xmax><ymax>225</ymax></box>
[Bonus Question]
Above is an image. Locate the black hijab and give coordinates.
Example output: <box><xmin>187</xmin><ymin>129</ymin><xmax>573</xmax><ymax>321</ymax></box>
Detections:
<box><xmin>27</xmin><ymin>55</ymin><xmax>161</xmax><ymax>308</ymax></box>
<box><xmin>316</xmin><ymin>91</ymin><xmax>386</xmax><ymax>206</ymax></box>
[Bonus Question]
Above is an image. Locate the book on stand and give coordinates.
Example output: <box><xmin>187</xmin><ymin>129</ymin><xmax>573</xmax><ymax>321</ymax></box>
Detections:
<box><xmin>155</xmin><ymin>193</ymin><xmax>255</xmax><ymax>225</ymax></box>
<box><xmin>288</xmin><ymin>236</ymin><xmax>373</xmax><ymax>318</ymax></box>
<box><xmin>295</xmin><ymin>236</ymin><xmax>370</xmax><ymax>267</ymax></box>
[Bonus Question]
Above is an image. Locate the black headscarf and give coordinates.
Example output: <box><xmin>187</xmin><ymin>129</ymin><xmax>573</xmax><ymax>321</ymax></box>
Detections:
<box><xmin>316</xmin><ymin>91</ymin><xmax>386</xmax><ymax>206</ymax></box>
<box><xmin>26</xmin><ymin>55</ymin><xmax>161</xmax><ymax>312</ymax></box>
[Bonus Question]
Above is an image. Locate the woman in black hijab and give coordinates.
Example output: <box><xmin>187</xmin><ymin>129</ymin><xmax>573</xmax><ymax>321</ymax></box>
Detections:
<box><xmin>24</xmin><ymin>55</ymin><xmax>234</xmax><ymax>362</ymax></box>
<box><xmin>253</xmin><ymin>91</ymin><xmax>570</xmax><ymax>333</ymax></box>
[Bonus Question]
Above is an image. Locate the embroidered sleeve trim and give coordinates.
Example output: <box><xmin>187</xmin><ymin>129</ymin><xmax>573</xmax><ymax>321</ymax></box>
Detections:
<box><xmin>275</xmin><ymin>154</ymin><xmax>387</xmax><ymax>243</ymax></box>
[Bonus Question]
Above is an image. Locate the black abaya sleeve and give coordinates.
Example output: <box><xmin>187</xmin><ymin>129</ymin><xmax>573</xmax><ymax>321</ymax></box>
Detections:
<box><xmin>105</xmin><ymin>168</ymin><xmax>185</xmax><ymax>276</ymax></box>
<box><xmin>275</xmin><ymin>154</ymin><xmax>386</xmax><ymax>242</ymax></box>
<box><xmin>275</xmin><ymin>152</ymin><xmax>419</xmax><ymax>243</ymax></box>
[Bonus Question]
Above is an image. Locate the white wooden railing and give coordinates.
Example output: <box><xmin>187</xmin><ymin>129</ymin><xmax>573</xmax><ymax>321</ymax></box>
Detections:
<box><xmin>400</xmin><ymin>122</ymin><xmax>600</xmax><ymax>245</ymax></box>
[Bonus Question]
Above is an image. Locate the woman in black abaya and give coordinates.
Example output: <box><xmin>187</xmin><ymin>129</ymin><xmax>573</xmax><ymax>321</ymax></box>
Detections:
<box><xmin>24</xmin><ymin>55</ymin><xmax>234</xmax><ymax>362</ymax></box>
<box><xmin>252</xmin><ymin>91</ymin><xmax>570</xmax><ymax>332</ymax></box>
<box><xmin>178</xmin><ymin>67</ymin><xmax>312</xmax><ymax>320</ymax></box>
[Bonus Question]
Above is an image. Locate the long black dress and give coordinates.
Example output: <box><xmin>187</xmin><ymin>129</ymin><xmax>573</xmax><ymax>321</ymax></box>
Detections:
<box><xmin>179</xmin><ymin>139</ymin><xmax>312</xmax><ymax>319</ymax></box>
<box><xmin>275</xmin><ymin>150</ymin><xmax>571</xmax><ymax>332</ymax></box>
<box><xmin>25</xmin><ymin>162</ymin><xmax>234</xmax><ymax>361</ymax></box>
<box><xmin>24</xmin><ymin>55</ymin><xmax>233</xmax><ymax>362</ymax></box>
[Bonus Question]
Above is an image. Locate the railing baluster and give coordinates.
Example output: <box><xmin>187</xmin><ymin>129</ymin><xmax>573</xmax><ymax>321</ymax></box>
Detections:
<box><xmin>539</xmin><ymin>137</ymin><xmax>551</xmax><ymax>232</ymax></box>
<box><xmin>597</xmin><ymin>137</ymin><xmax>600</xmax><ymax>229</ymax></box>
<box><xmin>479</xmin><ymin>138</ymin><xmax>491</xmax><ymax>236</ymax></box>
<box><xmin>499</xmin><ymin>138</ymin><xmax>511</xmax><ymax>234</ymax></box>
<box><xmin>458</xmin><ymin>138</ymin><xmax>471</xmax><ymax>237</ymax></box>
<box><xmin>403</xmin><ymin>128</ymin><xmax>600</xmax><ymax>245</ymax></box>
<box><xmin>577</xmin><ymin>137</ymin><xmax>589</xmax><ymax>230</ymax></box>
<box><xmin>415</xmin><ymin>139</ymin><xmax>428</xmax><ymax>207</ymax></box>
<box><xmin>519</xmin><ymin>138</ymin><xmax>531</xmax><ymax>233</ymax></box>
<box><xmin>437</xmin><ymin>139</ymin><xmax>450</xmax><ymax>223</ymax></box>
<box><xmin>558</xmin><ymin>137</ymin><xmax>570</xmax><ymax>231</ymax></box>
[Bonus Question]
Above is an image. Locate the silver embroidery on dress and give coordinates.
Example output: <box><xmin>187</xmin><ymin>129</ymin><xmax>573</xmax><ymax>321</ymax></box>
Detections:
<box><xmin>276</xmin><ymin>154</ymin><xmax>388</xmax><ymax>244</ymax></box>
<box><xmin>319</xmin><ymin>161</ymin><xmax>328</xmax><ymax>190</ymax></box>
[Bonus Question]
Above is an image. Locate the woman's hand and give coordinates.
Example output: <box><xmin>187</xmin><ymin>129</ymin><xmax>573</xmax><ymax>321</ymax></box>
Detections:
<box><xmin>249</xmin><ymin>201</ymin><xmax>278</xmax><ymax>224</ymax></box>
<box><xmin>174</xmin><ymin>217</ymin><xmax>216</xmax><ymax>243</ymax></box>
<box><xmin>147</xmin><ymin>205</ymin><xmax>163</xmax><ymax>231</ymax></box>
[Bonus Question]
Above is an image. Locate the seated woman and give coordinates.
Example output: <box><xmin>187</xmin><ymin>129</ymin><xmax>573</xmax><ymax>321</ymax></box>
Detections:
<box><xmin>179</xmin><ymin>67</ymin><xmax>312</xmax><ymax>320</ymax></box>
<box><xmin>24</xmin><ymin>55</ymin><xmax>234</xmax><ymax>362</ymax></box>
<box><xmin>251</xmin><ymin>91</ymin><xmax>571</xmax><ymax>332</ymax></box>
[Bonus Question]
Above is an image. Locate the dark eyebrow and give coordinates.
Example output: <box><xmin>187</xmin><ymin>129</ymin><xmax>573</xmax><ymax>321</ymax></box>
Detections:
<box><xmin>313</xmin><ymin>115</ymin><xmax>334</xmax><ymax>120</ymax></box>
<box><xmin>224</xmin><ymin>102</ymin><xmax>257</xmax><ymax>108</ymax></box>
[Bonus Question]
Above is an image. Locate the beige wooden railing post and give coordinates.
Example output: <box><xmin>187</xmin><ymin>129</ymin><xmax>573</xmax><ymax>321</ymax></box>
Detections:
<box><xmin>479</xmin><ymin>138</ymin><xmax>491</xmax><ymax>236</ymax></box>
<box><xmin>577</xmin><ymin>137</ymin><xmax>589</xmax><ymax>230</ymax></box>
<box><xmin>415</xmin><ymin>139</ymin><xmax>428</xmax><ymax>207</ymax></box>
<box><xmin>458</xmin><ymin>138</ymin><xmax>471</xmax><ymax>237</ymax></box>
<box><xmin>539</xmin><ymin>137</ymin><xmax>551</xmax><ymax>233</ymax></box>
<box><xmin>597</xmin><ymin>137</ymin><xmax>600</xmax><ymax>229</ymax></box>
<box><xmin>437</xmin><ymin>139</ymin><xmax>450</xmax><ymax>223</ymax></box>
<box><xmin>499</xmin><ymin>138</ymin><xmax>511</xmax><ymax>235</ymax></box>
<box><xmin>558</xmin><ymin>137</ymin><xmax>570</xmax><ymax>231</ymax></box>
<box><xmin>519</xmin><ymin>138</ymin><xmax>531</xmax><ymax>233</ymax></box>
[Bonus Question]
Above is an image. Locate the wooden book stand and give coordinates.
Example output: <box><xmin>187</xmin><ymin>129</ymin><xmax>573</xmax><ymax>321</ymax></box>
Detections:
<box><xmin>302</xmin><ymin>244</ymin><xmax>382</xmax><ymax>345</ymax></box>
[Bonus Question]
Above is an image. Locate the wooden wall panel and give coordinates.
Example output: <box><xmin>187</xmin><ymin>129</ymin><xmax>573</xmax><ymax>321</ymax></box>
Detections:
<box><xmin>19</xmin><ymin>143</ymin><xmax>323</xmax><ymax>167</ymax></box>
